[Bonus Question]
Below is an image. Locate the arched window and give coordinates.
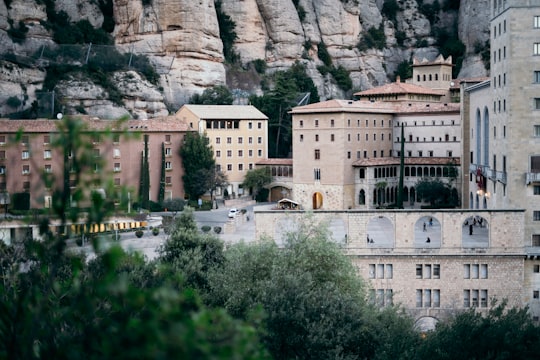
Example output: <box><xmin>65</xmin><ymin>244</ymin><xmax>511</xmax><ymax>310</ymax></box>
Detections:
<box><xmin>436</xmin><ymin>167</ymin><xmax>442</xmax><ymax>177</ymax></box>
<box><xmin>359</xmin><ymin>190</ymin><xmax>366</xmax><ymax>205</ymax></box>
<box><xmin>430</xmin><ymin>167</ymin><xmax>436</xmax><ymax>177</ymax></box>
<box><xmin>405</xmin><ymin>167</ymin><xmax>410</xmax><ymax>176</ymax></box>
<box><xmin>359</xmin><ymin>168</ymin><xmax>365</xmax><ymax>179</ymax></box>
<box><xmin>411</xmin><ymin>167</ymin><xmax>417</xmax><ymax>177</ymax></box>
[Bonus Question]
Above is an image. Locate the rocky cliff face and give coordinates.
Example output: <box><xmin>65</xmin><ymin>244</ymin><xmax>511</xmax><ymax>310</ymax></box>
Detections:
<box><xmin>0</xmin><ymin>0</ymin><xmax>490</xmax><ymax>119</ymax></box>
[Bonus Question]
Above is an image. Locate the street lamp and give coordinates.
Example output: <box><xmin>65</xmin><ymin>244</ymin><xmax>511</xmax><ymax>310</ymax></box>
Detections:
<box><xmin>114</xmin><ymin>220</ymin><xmax>118</xmax><ymax>241</ymax></box>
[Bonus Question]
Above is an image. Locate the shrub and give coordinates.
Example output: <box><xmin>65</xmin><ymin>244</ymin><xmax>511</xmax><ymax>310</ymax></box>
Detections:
<box><xmin>252</xmin><ymin>59</ymin><xmax>267</xmax><ymax>74</ymax></box>
<box><xmin>152</xmin><ymin>227</ymin><xmax>160</xmax><ymax>236</ymax></box>
<box><xmin>6</xmin><ymin>96</ymin><xmax>21</xmax><ymax>108</ymax></box>
<box><xmin>317</xmin><ymin>41</ymin><xmax>333</xmax><ymax>67</ymax></box>
<box><xmin>135</xmin><ymin>229</ymin><xmax>144</xmax><ymax>238</ymax></box>
<box><xmin>213</xmin><ymin>226</ymin><xmax>222</xmax><ymax>234</ymax></box>
<box><xmin>329</xmin><ymin>65</ymin><xmax>352</xmax><ymax>91</ymax></box>
<box><xmin>162</xmin><ymin>198</ymin><xmax>186</xmax><ymax>212</ymax></box>
<box><xmin>201</xmin><ymin>225</ymin><xmax>211</xmax><ymax>233</ymax></box>
<box><xmin>358</xmin><ymin>25</ymin><xmax>386</xmax><ymax>51</ymax></box>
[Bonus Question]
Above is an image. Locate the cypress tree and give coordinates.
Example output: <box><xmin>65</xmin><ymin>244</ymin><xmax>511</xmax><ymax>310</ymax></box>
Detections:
<box><xmin>158</xmin><ymin>142</ymin><xmax>165</xmax><ymax>204</ymax></box>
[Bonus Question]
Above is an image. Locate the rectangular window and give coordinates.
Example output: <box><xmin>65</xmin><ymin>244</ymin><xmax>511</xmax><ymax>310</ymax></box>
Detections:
<box><xmin>114</xmin><ymin>178</ymin><xmax>120</xmax><ymax>186</ymax></box>
<box><xmin>165</xmin><ymin>176</ymin><xmax>171</xmax><ymax>185</ymax></box>
<box><xmin>480</xmin><ymin>289</ymin><xmax>488</xmax><ymax>307</ymax></box>
<box><xmin>534</xmin><ymin>265</ymin><xmax>540</xmax><ymax>273</ymax></box>
<box><xmin>534</xmin><ymin>235</ymin><xmax>540</xmax><ymax>246</ymax></box>
<box><xmin>248</xmin><ymin>150</ymin><xmax>253</xmax><ymax>157</ymax></box>
<box><xmin>227</xmin><ymin>164</ymin><xmax>232</xmax><ymax>171</ymax></box>
<box><xmin>258</xmin><ymin>137</ymin><xmax>262</xmax><ymax>144</ymax></box>
<box><xmin>386</xmin><ymin>264</ymin><xmax>393</xmax><ymax>279</ymax></box>
<box><xmin>377</xmin><ymin>264</ymin><xmax>385</xmax><ymax>279</ymax></box>
<box><xmin>238</xmin><ymin>150</ymin><xmax>243</xmax><ymax>157</ymax></box>
<box><xmin>433</xmin><ymin>289</ymin><xmax>440</xmax><ymax>307</ymax></box>
<box><xmin>22</xmin><ymin>165</ymin><xmax>30</xmax><ymax>174</ymax></box>
<box><xmin>0</xmin><ymin>150</ymin><xmax>5</xmax><ymax>160</ymax></box>
<box><xmin>258</xmin><ymin>149</ymin><xmax>262</xmax><ymax>157</ymax></box>
<box><xmin>258</xmin><ymin>122</ymin><xmax>262</xmax><ymax>129</ymax></box>
<box><xmin>314</xmin><ymin>149</ymin><xmax>320</xmax><ymax>160</ymax></box>
<box><xmin>227</xmin><ymin>137</ymin><xmax>232</xmax><ymax>144</ymax></box>
<box><xmin>300</xmin><ymin>134</ymin><xmax>304</xmax><ymax>142</ymax></box>
<box><xmin>249</xmin><ymin>137</ymin><xmax>253</xmax><ymax>144</ymax></box>
<box><xmin>535</xmin><ymin>98</ymin><xmax>540</xmax><ymax>110</ymax></box>
<box><xmin>464</xmin><ymin>290</ymin><xmax>470</xmax><ymax>307</ymax></box>
<box><xmin>534</xmin><ymin>211</ymin><xmax>540</xmax><ymax>221</ymax></box>
<box><xmin>23</xmin><ymin>181</ymin><xmax>30</xmax><ymax>190</ymax></box>
<box><xmin>471</xmin><ymin>264</ymin><xmax>479</xmax><ymax>279</ymax></box>
<box><xmin>416</xmin><ymin>289</ymin><xmax>423</xmax><ymax>308</ymax></box>
<box><xmin>216</xmin><ymin>137</ymin><xmax>221</xmax><ymax>144</ymax></box>
<box><xmin>165</xmin><ymin>134</ymin><xmax>171</xmax><ymax>143</ymax></box>
<box><xmin>216</xmin><ymin>150</ymin><xmax>221</xmax><ymax>158</ymax></box>
<box><xmin>315</xmin><ymin>119</ymin><xmax>319</xmax><ymax>127</ymax></box>
<box><xmin>536</xmin><ymin>43</ymin><xmax>540</xmax><ymax>55</ymax></box>
<box><xmin>0</xmin><ymin>166</ymin><xmax>6</xmax><ymax>175</ymax></box>
<box><xmin>347</xmin><ymin>151</ymin><xmax>351</xmax><ymax>159</ymax></box>
<box><xmin>330</xmin><ymin>119</ymin><xmax>335</xmax><ymax>127</ymax></box>
<box><xmin>535</xmin><ymin>16</ymin><xmax>540</xmax><ymax>28</ymax></box>
<box><xmin>369</xmin><ymin>264</ymin><xmax>376</xmax><ymax>279</ymax></box>
<box><xmin>314</xmin><ymin>168</ymin><xmax>321</xmax><ymax>181</ymax></box>
<box><xmin>238</xmin><ymin>137</ymin><xmax>243</xmax><ymax>144</ymax></box>
<box><xmin>114</xmin><ymin>163</ymin><xmax>121</xmax><ymax>172</ymax></box>
<box><xmin>464</xmin><ymin>264</ymin><xmax>470</xmax><ymax>279</ymax></box>
<box><xmin>480</xmin><ymin>264</ymin><xmax>488</xmax><ymax>279</ymax></box>
<box><xmin>165</xmin><ymin>148</ymin><xmax>172</xmax><ymax>156</ymax></box>
<box><xmin>43</xmin><ymin>135</ymin><xmax>50</xmax><ymax>144</ymax></box>
<box><xmin>22</xmin><ymin>135</ymin><xmax>29</xmax><ymax>145</ymax></box>
<box><xmin>535</xmin><ymin>71</ymin><xmax>540</xmax><ymax>84</ymax></box>
<box><xmin>472</xmin><ymin>289</ymin><xmax>479</xmax><ymax>307</ymax></box>
<box><xmin>112</xmin><ymin>148</ymin><xmax>120</xmax><ymax>158</ymax></box>
<box><xmin>249</xmin><ymin>163</ymin><xmax>253</xmax><ymax>170</ymax></box>
<box><xmin>416</xmin><ymin>264</ymin><xmax>423</xmax><ymax>279</ymax></box>
<box><xmin>424</xmin><ymin>264</ymin><xmax>432</xmax><ymax>279</ymax></box>
<box><xmin>238</xmin><ymin>164</ymin><xmax>243</xmax><ymax>171</ymax></box>
<box><xmin>299</xmin><ymin>120</ymin><xmax>303</xmax><ymax>128</ymax></box>
<box><xmin>165</xmin><ymin>161</ymin><xmax>172</xmax><ymax>170</ymax></box>
<box><xmin>44</xmin><ymin>164</ymin><xmax>52</xmax><ymax>173</ymax></box>
<box><xmin>248</xmin><ymin>122</ymin><xmax>252</xmax><ymax>129</ymax></box>
<box><xmin>22</xmin><ymin>150</ymin><xmax>29</xmax><ymax>159</ymax></box>
<box><xmin>424</xmin><ymin>289</ymin><xmax>431</xmax><ymax>307</ymax></box>
<box><xmin>331</xmin><ymin>134</ymin><xmax>335</xmax><ymax>142</ymax></box>
<box><xmin>433</xmin><ymin>264</ymin><xmax>440</xmax><ymax>279</ymax></box>
<box><xmin>227</xmin><ymin>150</ymin><xmax>232</xmax><ymax>157</ymax></box>
<box><xmin>44</xmin><ymin>150</ymin><xmax>51</xmax><ymax>159</ymax></box>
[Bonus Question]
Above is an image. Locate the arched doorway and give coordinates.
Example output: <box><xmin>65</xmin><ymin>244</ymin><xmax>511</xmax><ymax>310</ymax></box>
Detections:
<box><xmin>312</xmin><ymin>192</ymin><xmax>323</xmax><ymax>209</ymax></box>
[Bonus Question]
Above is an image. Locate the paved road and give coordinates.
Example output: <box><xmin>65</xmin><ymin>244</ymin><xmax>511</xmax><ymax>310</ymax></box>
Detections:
<box><xmin>71</xmin><ymin>203</ymin><xmax>263</xmax><ymax>261</ymax></box>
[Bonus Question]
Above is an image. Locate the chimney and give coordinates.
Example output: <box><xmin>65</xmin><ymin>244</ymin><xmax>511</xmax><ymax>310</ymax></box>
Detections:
<box><xmin>396</xmin><ymin>76</ymin><xmax>401</xmax><ymax>83</ymax></box>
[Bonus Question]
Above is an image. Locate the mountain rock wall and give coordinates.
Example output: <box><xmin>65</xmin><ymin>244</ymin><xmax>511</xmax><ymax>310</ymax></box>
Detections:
<box><xmin>0</xmin><ymin>0</ymin><xmax>490</xmax><ymax>119</ymax></box>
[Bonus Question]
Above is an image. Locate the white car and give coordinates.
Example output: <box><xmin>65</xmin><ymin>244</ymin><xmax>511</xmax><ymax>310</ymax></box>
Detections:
<box><xmin>228</xmin><ymin>208</ymin><xmax>238</xmax><ymax>218</ymax></box>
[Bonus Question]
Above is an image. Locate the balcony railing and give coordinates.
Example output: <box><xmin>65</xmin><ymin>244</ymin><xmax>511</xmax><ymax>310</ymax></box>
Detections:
<box><xmin>496</xmin><ymin>171</ymin><xmax>507</xmax><ymax>184</ymax></box>
<box><xmin>527</xmin><ymin>172</ymin><xmax>540</xmax><ymax>184</ymax></box>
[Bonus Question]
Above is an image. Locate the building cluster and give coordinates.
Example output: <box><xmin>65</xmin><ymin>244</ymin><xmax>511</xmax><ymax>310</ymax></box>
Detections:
<box><xmin>1</xmin><ymin>0</ymin><xmax>539</xmax><ymax>327</ymax></box>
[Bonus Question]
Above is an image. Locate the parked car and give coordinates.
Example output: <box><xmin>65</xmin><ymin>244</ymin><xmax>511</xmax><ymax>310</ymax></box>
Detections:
<box><xmin>228</xmin><ymin>208</ymin><xmax>238</xmax><ymax>218</ymax></box>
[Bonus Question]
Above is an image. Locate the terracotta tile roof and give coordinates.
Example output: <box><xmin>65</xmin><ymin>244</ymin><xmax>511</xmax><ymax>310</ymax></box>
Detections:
<box><xmin>291</xmin><ymin>99</ymin><xmax>396</xmax><ymax>114</ymax></box>
<box><xmin>291</xmin><ymin>99</ymin><xmax>459</xmax><ymax>115</ymax></box>
<box><xmin>353</xmin><ymin>79</ymin><xmax>446</xmax><ymax>97</ymax></box>
<box><xmin>256</xmin><ymin>158</ymin><xmax>293</xmax><ymax>166</ymax></box>
<box><xmin>352</xmin><ymin>157</ymin><xmax>460</xmax><ymax>167</ymax></box>
<box><xmin>0</xmin><ymin>116</ymin><xmax>194</xmax><ymax>133</ymax></box>
<box><xmin>177</xmin><ymin>104</ymin><xmax>268</xmax><ymax>120</ymax></box>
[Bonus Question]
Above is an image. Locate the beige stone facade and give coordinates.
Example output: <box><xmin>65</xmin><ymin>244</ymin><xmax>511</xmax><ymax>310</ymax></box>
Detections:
<box><xmin>253</xmin><ymin>208</ymin><xmax>530</xmax><ymax>323</ymax></box>
<box><xmin>176</xmin><ymin>105</ymin><xmax>268</xmax><ymax>198</ymax></box>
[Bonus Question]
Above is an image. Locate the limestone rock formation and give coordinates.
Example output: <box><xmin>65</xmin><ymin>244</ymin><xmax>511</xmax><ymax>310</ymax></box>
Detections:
<box><xmin>0</xmin><ymin>0</ymin><xmax>490</xmax><ymax>119</ymax></box>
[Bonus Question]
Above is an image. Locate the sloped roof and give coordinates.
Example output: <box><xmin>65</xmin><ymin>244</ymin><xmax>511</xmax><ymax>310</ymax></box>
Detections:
<box><xmin>0</xmin><ymin>116</ymin><xmax>193</xmax><ymax>133</ymax></box>
<box><xmin>256</xmin><ymin>158</ymin><xmax>293</xmax><ymax>166</ymax></box>
<box><xmin>353</xmin><ymin>79</ymin><xmax>446</xmax><ymax>97</ymax></box>
<box><xmin>352</xmin><ymin>157</ymin><xmax>460</xmax><ymax>167</ymax></box>
<box><xmin>177</xmin><ymin>104</ymin><xmax>268</xmax><ymax>120</ymax></box>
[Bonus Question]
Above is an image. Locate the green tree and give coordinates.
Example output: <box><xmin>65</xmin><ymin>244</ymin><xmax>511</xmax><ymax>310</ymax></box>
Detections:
<box><xmin>208</xmin><ymin>216</ymin><xmax>418</xmax><ymax>359</ymax></box>
<box><xmin>415</xmin><ymin>177</ymin><xmax>458</xmax><ymax>208</ymax></box>
<box><xmin>0</xmin><ymin>118</ymin><xmax>268</xmax><ymax>359</ymax></box>
<box><xmin>158</xmin><ymin>142</ymin><xmax>166</xmax><ymax>204</ymax></box>
<box><xmin>416</xmin><ymin>300</ymin><xmax>540</xmax><ymax>359</ymax></box>
<box><xmin>241</xmin><ymin>167</ymin><xmax>272</xmax><ymax>200</ymax></box>
<box><xmin>138</xmin><ymin>134</ymin><xmax>150</xmax><ymax>209</ymax></box>
<box><xmin>179</xmin><ymin>132</ymin><xmax>215</xmax><ymax>200</ymax></box>
<box><xmin>215</xmin><ymin>0</ymin><xmax>238</xmax><ymax>63</ymax></box>
<box><xmin>190</xmin><ymin>85</ymin><xmax>234</xmax><ymax>105</ymax></box>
